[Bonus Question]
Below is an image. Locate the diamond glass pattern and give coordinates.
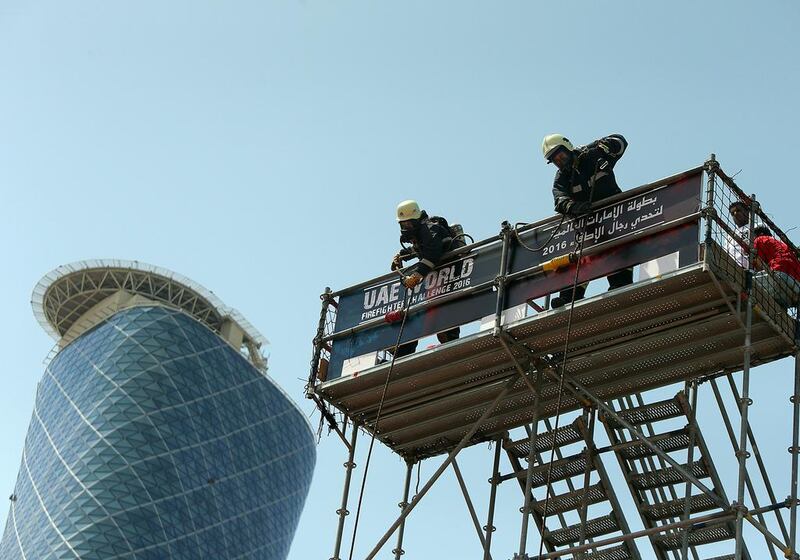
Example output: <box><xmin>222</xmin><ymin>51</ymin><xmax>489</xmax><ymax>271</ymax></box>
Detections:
<box><xmin>1</xmin><ymin>306</ymin><xmax>316</xmax><ymax>559</ymax></box>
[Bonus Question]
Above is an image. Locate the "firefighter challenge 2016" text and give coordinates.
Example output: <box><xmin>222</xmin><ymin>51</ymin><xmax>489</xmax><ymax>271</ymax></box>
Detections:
<box><xmin>360</xmin><ymin>258</ymin><xmax>475</xmax><ymax>321</ymax></box>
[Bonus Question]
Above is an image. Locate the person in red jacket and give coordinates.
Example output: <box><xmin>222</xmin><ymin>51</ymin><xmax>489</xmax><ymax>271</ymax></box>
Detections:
<box><xmin>752</xmin><ymin>225</ymin><xmax>800</xmax><ymax>309</ymax></box>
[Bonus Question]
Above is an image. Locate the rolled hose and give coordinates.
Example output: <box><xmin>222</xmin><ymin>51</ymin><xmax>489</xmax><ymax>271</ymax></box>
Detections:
<box><xmin>542</xmin><ymin>252</ymin><xmax>577</xmax><ymax>272</ymax></box>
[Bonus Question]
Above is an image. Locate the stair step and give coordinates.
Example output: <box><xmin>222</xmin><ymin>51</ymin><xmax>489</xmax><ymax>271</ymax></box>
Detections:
<box><xmin>631</xmin><ymin>461</ymin><xmax>709</xmax><ymax>490</ymax></box>
<box><xmin>654</xmin><ymin>522</ymin><xmax>735</xmax><ymax>550</ymax></box>
<box><xmin>515</xmin><ymin>452</ymin><xmax>592</xmax><ymax>488</ymax></box>
<box><xmin>531</xmin><ymin>483</ymin><xmax>607</xmax><ymax>516</ymax></box>
<box><xmin>507</xmin><ymin>419</ymin><xmax>584</xmax><ymax>459</ymax></box>
<box><xmin>616</xmin><ymin>428</ymin><xmax>693</xmax><ymax>461</ymax></box>
<box><xmin>546</xmin><ymin>513</ymin><xmax>620</xmax><ymax>547</ymax></box>
<box><xmin>531</xmin><ymin>544</ymin><xmax>633</xmax><ymax>560</ymax></box>
<box><xmin>643</xmin><ymin>493</ymin><xmax>719</xmax><ymax>521</ymax></box>
<box><xmin>573</xmin><ymin>545</ymin><xmax>633</xmax><ymax>560</ymax></box>
<box><xmin>605</xmin><ymin>395</ymin><xmax>686</xmax><ymax>429</ymax></box>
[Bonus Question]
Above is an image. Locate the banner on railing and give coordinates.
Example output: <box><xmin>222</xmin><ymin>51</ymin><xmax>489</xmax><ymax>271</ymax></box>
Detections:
<box><xmin>327</xmin><ymin>170</ymin><xmax>703</xmax><ymax>380</ymax></box>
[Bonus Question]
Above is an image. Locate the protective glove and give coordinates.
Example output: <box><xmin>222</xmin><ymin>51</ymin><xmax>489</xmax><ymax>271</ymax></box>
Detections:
<box><xmin>402</xmin><ymin>272</ymin><xmax>424</xmax><ymax>289</ymax></box>
<box><xmin>385</xmin><ymin>309</ymin><xmax>406</xmax><ymax>323</ymax></box>
<box><xmin>567</xmin><ymin>200</ymin><xmax>592</xmax><ymax>216</ymax></box>
<box><xmin>391</xmin><ymin>253</ymin><xmax>404</xmax><ymax>271</ymax></box>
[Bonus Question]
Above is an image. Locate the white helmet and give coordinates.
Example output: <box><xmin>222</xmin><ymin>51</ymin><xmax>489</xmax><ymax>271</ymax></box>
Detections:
<box><xmin>542</xmin><ymin>134</ymin><xmax>574</xmax><ymax>161</ymax></box>
<box><xmin>396</xmin><ymin>200</ymin><xmax>422</xmax><ymax>222</ymax></box>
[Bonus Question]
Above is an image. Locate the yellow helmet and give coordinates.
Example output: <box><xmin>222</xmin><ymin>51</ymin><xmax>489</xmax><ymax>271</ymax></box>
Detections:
<box><xmin>542</xmin><ymin>134</ymin><xmax>574</xmax><ymax>161</ymax></box>
<box><xmin>396</xmin><ymin>200</ymin><xmax>422</xmax><ymax>222</ymax></box>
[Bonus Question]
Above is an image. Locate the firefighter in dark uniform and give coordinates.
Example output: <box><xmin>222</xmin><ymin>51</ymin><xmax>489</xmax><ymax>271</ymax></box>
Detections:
<box><xmin>389</xmin><ymin>200</ymin><xmax>461</xmax><ymax>357</ymax></box>
<box><xmin>542</xmin><ymin>133</ymin><xmax>633</xmax><ymax>308</ymax></box>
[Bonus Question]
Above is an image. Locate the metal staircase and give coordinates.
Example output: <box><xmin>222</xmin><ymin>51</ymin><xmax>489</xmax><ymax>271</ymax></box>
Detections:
<box><xmin>602</xmin><ymin>392</ymin><xmax>748</xmax><ymax>559</ymax></box>
<box><xmin>503</xmin><ymin>415</ymin><xmax>641</xmax><ymax>560</ymax></box>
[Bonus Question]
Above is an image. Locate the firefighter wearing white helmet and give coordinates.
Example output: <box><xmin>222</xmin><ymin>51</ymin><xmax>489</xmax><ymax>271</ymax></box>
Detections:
<box><xmin>396</xmin><ymin>199</ymin><xmax>422</xmax><ymax>222</ymax></box>
<box><xmin>542</xmin><ymin>134</ymin><xmax>574</xmax><ymax>162</ymax></box>
<box><xmin>542</xmin><ymin>133</ymin><xmax>633</xmax><ymax>308</ymax></box>
<box><xmin>389</xmin><ymin>200</ymin><xmax>462</xmax><ymax>357</ymax></box>
<box><xmin>391</xmin><ymin>200</ymin><xmax>451</xmax><ymax>286</ymax></box>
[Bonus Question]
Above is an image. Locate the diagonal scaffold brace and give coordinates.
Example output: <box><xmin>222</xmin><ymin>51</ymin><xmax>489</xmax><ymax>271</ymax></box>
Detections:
<box><xmin>361</xmin><ymin>372</ymin><xmax>521</xmax><ymax>560</ymax></box>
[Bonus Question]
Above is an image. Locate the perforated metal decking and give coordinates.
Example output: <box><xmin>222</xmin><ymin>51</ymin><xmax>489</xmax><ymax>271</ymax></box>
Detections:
<box><xmin>315</xmin><ymin>259</ymin><xmax>795</xmax><ymax>462</ymax></box>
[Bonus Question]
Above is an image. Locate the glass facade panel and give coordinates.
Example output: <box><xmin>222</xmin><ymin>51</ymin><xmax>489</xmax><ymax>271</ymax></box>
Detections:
<box><xmin>1</xmin><ymin>306</ymin><xmax>315</xmax><ymax>559</ymax></box>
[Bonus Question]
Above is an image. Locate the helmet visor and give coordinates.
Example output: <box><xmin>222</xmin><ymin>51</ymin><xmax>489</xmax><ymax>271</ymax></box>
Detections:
<box><xmin>548</xmin><ymin>147</ymin><xmax>571</xmax><ymax>168</ymax></box>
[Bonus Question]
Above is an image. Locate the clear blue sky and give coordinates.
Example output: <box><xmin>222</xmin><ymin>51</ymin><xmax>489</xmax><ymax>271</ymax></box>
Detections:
<box><xmin>1</xmin><ymin>1</ymin><xmax>799</xmax><ymax>558</ymax></box>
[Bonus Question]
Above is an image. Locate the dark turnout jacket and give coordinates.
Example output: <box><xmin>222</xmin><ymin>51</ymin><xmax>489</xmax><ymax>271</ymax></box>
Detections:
<box><xmin>399</xmin><ymin>211</ymin><xmax>453</xmax><ymax>276</ymax></box>
<box><xmin>552</xmin><ymin>134</ymin><xmax>628</xmax><ymax>214</ymax></box>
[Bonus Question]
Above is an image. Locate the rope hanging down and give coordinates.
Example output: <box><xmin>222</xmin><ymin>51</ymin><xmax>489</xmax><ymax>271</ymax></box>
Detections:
<box><xmin>536</xmin><ymin>174</ymin><xmax>599</xmax><ymax>559</ymax></box>
<box><xmin>346</xmin><ymin>286</ymin><xmax>413</xmax><ymax>560</ymax></box>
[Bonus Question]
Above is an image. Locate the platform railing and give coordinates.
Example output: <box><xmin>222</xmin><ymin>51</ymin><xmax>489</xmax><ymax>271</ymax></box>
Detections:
<box><xmin>308</xmin><ymin>159</ymin><xmax>799</xmax><ymax>390</ymax></box>
<box><xmin>704</xmin><ymin>158</ymin><xmax>799</xmax><ymax>342</ymax></box>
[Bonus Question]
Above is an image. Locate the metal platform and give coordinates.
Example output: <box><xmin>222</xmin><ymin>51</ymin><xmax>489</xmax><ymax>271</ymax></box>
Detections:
<box><xmin>315</xmin><ymin>260</ymin><xmax>796</xmax><ymax>461</ymax></box>
<box><xmin>314</xmin><ymin>160</ymin><xmax>800</xmax><ymax>560</ymax></box>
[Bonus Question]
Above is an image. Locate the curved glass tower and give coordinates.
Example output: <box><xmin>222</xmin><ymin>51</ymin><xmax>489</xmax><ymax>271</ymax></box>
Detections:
<box><xmin>0</xmin><ymin>261</ymin><xmax>315</xmax><ymax>559</ymax></box>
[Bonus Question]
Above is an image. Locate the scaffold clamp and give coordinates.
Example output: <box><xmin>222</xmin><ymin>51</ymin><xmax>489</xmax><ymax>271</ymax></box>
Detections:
<box><xmin>730</xmin><ymin>501</ymin><xmax>749</xmax><ymax>515</ymax></box>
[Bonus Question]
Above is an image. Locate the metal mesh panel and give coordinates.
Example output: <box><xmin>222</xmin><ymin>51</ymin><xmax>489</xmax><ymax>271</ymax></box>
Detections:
<box><xmin>547</xmin><ymin>513</ymin><xmax>620</xmax><ymax>547</ymax></box>
<box><xmin>617</xmin><ymin>429</ymin><xmax>692</xmax><ymax>460</ymax></box>
<box><xmin>531</xmin><ymin>484</ymin><xmax>607</xmax><ymax>516</ymax></box>
<box><xmin>576</xmin><ymin>545</ymin><xmax>634</xmax><ymax>560</ymax></box>
<box><xmin>507</xmin><ymin>419</ymin><xmax>584</xmax><ymax>458</ymax></box>
<box><xmin>642</xmin><ymin>494</ymin><xmax>718</xmax><ymax>522</ymax></box>
<box><xmin>604</xmin><ymin>396</ymin><xmax>684</xmax><ymax>428</ymax></box>
<box><xmin>706</xmin><ymin>166</ymin><xmax>799</xmax><ymax>337</ymax></box>
<box><xmin>531</xmin><ymin>545</ymin><xmax>632</xmax><ymax>560</ymax></box>
<box><xmin>630</xmin><ymin>462</ymin><xmax>709</xmax><ymax>491</ymax></box>
<box><xmin>654</xmin><ymin>522</ymin><xmax>735</xmax><ymax>549</ymax></box>
<box><xmin>521</xmin><ymin>453</ymin><xmax>592</xmax><ymax>488</ymax></box>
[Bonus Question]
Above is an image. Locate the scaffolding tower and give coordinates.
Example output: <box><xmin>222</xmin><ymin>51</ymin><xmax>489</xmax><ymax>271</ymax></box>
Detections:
<box><xmin>307</xmin><ymin>157</ymin><xmax>800</xmax><ymax>559</ymax></box>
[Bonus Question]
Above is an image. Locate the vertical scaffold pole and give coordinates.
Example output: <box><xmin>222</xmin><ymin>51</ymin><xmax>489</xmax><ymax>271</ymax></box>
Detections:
<box><xmin>578</xmin><ymin>408</ymin><xmax>596</xmax><ymax>554</ymax></box>
<box><xmin>452</xmin><ymin>458</ymin><xmax>490</xmax><ymax>552</ymax></box>
<box><xmin>332</xmin><ymin>424</ymin><xmax>358</xmax><ymax>560</ymax></box>
<box><xmin>711</xmin><ymin>378</ymin><xmax>782</xmax><ymax>558</ymax></box>
<box><xmin>494</xmin><ymin>221</ymin><xmax>513</xmax><ymax>336</ymax></box>
<box><xmin>703</xmin><ymin>154</ymin><xmax>718</xmax><ymax>254</ymax></box>
<box><xmin>735</xmin><ymin>194</ymin><xmax>757</xmax><ymax>560</ymax></box>
<box><xmin>309</xmin><ymin>287</ymin><xmax>333</xmax><ymax>392</ymax></box>
<box><xmin>680</xmin><ymin>380</ymin><xmax>699</xmax><ymax>560</ymax></box>
<box><xmin>484</xmin><ymin>436</ymin><xmax>504</xmax><ymax>560</ymax></box>
<box><xmin>791</xmin><ymin>352</ymin><xmax>800</xmax><ymax>556</ymax></box>
<box><xmin>393</xmin><ymin>461</ymin><xmax>414</xmax><ymax>560</ymax></box>
<box><xmin>517</xmin><ymin>370</ymin><xmax>543</xmax><ymax>558</ymax></box>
